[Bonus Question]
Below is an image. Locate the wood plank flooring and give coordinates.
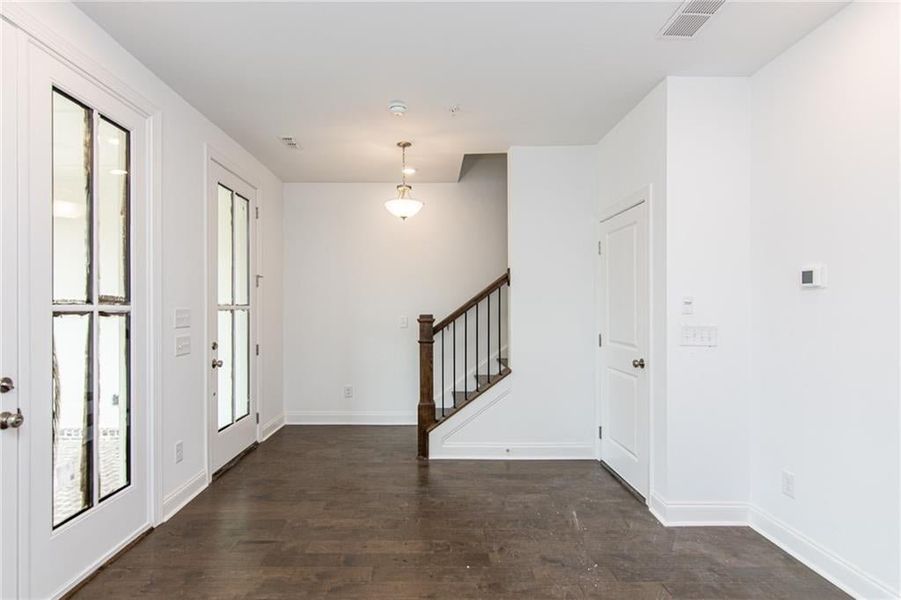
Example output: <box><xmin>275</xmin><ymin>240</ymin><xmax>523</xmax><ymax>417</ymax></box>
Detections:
<box><xmin>74</xmin><ymin>426</ymin><xmax>849</xmax><ymax>599</ymax></box>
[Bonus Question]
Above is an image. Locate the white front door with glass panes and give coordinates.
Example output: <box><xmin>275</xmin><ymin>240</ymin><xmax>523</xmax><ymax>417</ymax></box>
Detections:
<box><xmin>18</xmin><ymin>45</ymin><xmax>151</xmax><ymax>598</ymax></box>
<box><xmin>208</xmin><ymin>161</ymin><xmax>257</xmax><ymax>473</ymax></box>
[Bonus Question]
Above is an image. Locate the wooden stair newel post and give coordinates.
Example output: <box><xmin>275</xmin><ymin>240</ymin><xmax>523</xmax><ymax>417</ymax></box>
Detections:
<box><xmin>417</xmin><ymin>314</ymin><xmax>436</xmax><ymax>459</ymax></box>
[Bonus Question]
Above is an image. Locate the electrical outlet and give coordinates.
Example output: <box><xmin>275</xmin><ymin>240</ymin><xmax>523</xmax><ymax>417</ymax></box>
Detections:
<box><xmin>343</xmin><ymin>385</ymin><xmax>354</xmax><ymax>399</ymax></box>
<box><xmin>782</xmin><ymin>470</ymin><xmax>795</xmax><ymax>499</ymax></box>
<box><xmin>175</xmin><ymin>441</ymin><xmax>184</xmax><ymax>464</ymax></box>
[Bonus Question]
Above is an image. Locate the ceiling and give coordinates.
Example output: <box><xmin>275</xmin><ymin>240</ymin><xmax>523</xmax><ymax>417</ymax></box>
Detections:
<box><xmin>76</xmin><ymin>1</ymin><xmax>846</xmax><ymax>183</ymax></box>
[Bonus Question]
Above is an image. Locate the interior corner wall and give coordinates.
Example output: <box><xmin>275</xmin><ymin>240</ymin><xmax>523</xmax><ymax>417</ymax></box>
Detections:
<box><xmin>748</xmin><ymin>3</ymin><xmax>900</xmax><ymax>597</ymax></box>
<box><xmin>596</xmin><ymin>81</ymin><xmax>670</xmax><ymax>495</ymax></box>
<box><xmin>7</xmin><ymin>2</ymin><xmax>287</xmax><ymax>512</ymax></box>
<box><xmin>596</xmin><ymin>77</ymin><xmax>752</xmax><ymax>518</ymax></box>
<box><xmin>281</xmin><ymin>154</ymin><xmax>507</xmax><ymax>426</ymax></box>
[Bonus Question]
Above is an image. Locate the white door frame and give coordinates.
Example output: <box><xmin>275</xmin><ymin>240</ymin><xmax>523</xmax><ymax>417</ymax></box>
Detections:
<box><xmin>0</xmin><ymin>7</ymin><xmax>163</xmax><ymax>597</ymax></box>
<box><xmin>596</xmin><ymin>185</ymin><xmax>653</xmax><ymax>501</ymax></box>
<box><xmin>204</xmin><ymin>146</ymin><xmax>261</xmax><ymax>478</ymax></box>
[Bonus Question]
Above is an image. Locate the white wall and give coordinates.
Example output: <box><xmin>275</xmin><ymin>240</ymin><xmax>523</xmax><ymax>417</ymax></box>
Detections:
<box><xmin>664</xmin><ymin>77</ymin><xmax>751</xmax><ymax>511</ymax></box>
<box><xmin>431</xmin><ymin>146</ymin><xmax>600</xmax><ymax>458</ymax></box>
<box><xmin>282</xmin><ymin>154</ymin><xmax>507</xmax><ymax>424</ymax></box>
<box><xmin>748</xmin><ymin>3</ymin><xmax>900</xmax><ymax>597</ymax></box>
<box><xmin>2</xmin><ymin>2</ymin><xmax>285</xmax><ymax>516</ymax></box>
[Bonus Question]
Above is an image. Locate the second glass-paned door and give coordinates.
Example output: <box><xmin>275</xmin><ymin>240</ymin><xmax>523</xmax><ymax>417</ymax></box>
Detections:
<box><xmin>216</xmin><ymin>184</ymin><xmax>250</xmax><ymax>431</ymax></box>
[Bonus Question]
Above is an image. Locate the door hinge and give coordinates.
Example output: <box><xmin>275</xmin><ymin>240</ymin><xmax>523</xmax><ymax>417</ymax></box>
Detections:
<box><xmin>255</xmin><ymin>206</ymin><xmax>260</xmax><ymax>219</ymax></box>
<box><xmin>255</xmin><ymin>274</ymin><xmax>263</xmax><ymax>288</ymax></box>
<box><xmin>598</xmin><ymin>241</ymin><xmax>602</xmax><ymax>256</ymax></box>
<box><xmin>598</xmin><ymin>426</ymin><xmax>603</xmax><ymax>440</ymax></box>
<box><xmin>255</xmin><ymin>343</ymin><xmax>260</xmax><ymax>356</ymax></box>
<box><xmin>598</xmin><ymin>333</ymin><xmax>603</xmax><ymax>347</ymax></box>
<box><xmin>256</xmin><ymin>413</ymin><xmax>260</xmax><ymax>424</ymax></box>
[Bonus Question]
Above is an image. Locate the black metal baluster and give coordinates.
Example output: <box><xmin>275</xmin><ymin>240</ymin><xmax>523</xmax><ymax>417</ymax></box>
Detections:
<box><xmin>476</xmin><ymin>301</ymin><xmax>480</xmax><ymax>391</ymax></box>
<box><xmin>464</xmin><ymin>310</ymin><xmax>468</xmax><ymax>400</ymax></box>
<box><xmin>487</xmin><ymin>292</ymin><xmax>491</xmax><ymax>378</ymax></box>
<box><xmin>441</xmin><ymin>328</ymin><xmax>445</xmax><ymax>417</ymax></box>
<box><xmin>498</xmin><ymin>286</ymin><xmax>502</xmax><ymax>373</ymax></box>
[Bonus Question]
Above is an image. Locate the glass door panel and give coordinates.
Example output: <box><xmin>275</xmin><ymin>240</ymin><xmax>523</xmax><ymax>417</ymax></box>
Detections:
<box><xmin>50</xmin><ymin>88</ymin><xmax>133</xmax><ymax>526</ymax></box>
<box><xmin>215</xmin><ymin>185</ymin><xmax>251</xmax><ymax>432</ymax></box>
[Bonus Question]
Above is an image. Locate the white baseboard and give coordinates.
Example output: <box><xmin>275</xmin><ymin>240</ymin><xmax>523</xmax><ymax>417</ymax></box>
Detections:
<box><xmin>53</xmin><ymin>523</ymin><xmax>150</xmax><ymax>600</ymax></box>
<box><xmin>162</xmin><ymin>470</ymin><xmax>208</xmax><ymax>522</ymax></box>
<box><xmin>285</xmin><ymin>410</ymin><xmax>416</xmax><ymax>425</ymax></box>
<box><xmin>260</xmin><ymin>413</ymin><xmax>285</xmax><ymax>441</ymax></box>
<box><xmin>748</xmin><ymin>505</ymin><xmax>899</xmax><ymax>600</ymax></box>
<box><xmin>646</xmin><ymin>495</ymin><xmax>899</xmax><ymax>599</ymax></box>
<box><xmin>429</xmin><ymin>442</ymin><xmax>596</xmax><ymax>460</ymax></box>
<box><xmin>649</xmin><ymin>493</ymin><xmax>749</xmax><ymax>526</ymax></box>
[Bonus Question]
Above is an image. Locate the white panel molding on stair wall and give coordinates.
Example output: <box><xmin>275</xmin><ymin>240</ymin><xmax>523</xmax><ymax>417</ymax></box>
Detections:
<box><xmin>281</xmin><ymin>155</ymin><xmax>508</xmax><ymax>425</ymax></box>
<box><xmin>428</xmin><ymin>377</ymin><xmax>594</xmax><ymax>459</ymax></box>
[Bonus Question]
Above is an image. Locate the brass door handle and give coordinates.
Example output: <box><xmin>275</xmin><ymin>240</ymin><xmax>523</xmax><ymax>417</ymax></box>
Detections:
<box><xmin>212</xmin><ymin>359</ymin><xmax>224</xmax><ymax>369</ymax></box>
<box><xmin>632</xmin><ymin>358</ymin><xmax>646</xmax><ymax>369</ymax></box>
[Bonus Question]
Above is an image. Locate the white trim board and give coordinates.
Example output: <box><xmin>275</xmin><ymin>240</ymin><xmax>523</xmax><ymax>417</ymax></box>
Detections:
<box><xmin>285</xmin><ymin>411</ymin><xmax>416</xmax><ymax>425</ymax></box>
<box><xmin>429</xmin><ymin>442</ymin><xmax>596</xmax><ymax>460</ymax></box>
<box><xmin>260</xmin><ymin>414</ymin><xmax>286</xmax><ymax>441</ymax></box>
<box><xmin>646</xmin><ymin>495</ymin><xmax>898</xmax><ymax>599</ymax></box>
<box><xmin>161</xmin><ymin>470</ymin><xmax>208</xmax><ymax>523</ymax></box>
<box><xmin>648</xmin><ymin>494</ymin><xmax>748</xmax><ymax>526</ymax></box>
<box><xmin>748</xmin><ymin>506</ymin><xmax>899</xmax><ymax>600</ymax></box>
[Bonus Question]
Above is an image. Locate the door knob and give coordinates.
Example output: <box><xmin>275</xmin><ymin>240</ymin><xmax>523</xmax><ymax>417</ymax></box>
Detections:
<box><xmin>0</xmin><ymin>377</ymin><xmax>14</xmax><ymax>394</ymax></box>
<box><xmin>212</xmin><ymin>359</ymin><xmax>224</xmax><ymax>369</ymax></box>
<box><xmin>632</xmin><ymin>358</ymin><xmax>646</xmax><ymax>369</ymax></box>
<box><xmin>0</xmin><ymin>408</ymin><xmax>24</xmax><ymax>430</ymax></box>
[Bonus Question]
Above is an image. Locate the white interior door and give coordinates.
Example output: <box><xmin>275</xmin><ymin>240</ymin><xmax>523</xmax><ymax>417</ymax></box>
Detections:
<box><xmin>20</xmin><ymin>43</ymin><xmax>152</xmax><ymax>598</ymax></box>
<box><xmin>0</xmin><ymin>21</ymin><xmax>22</xmax><ymax>599</ymax></box>
<box><xmin>598</xmin><ymin>195</ymin><xmax>650</xmax><ymax>499</ymax></box>
<box><xmin>207</xmin><ymin>160</ymin><xmax>257</xmax><ymax>473</ymax></box>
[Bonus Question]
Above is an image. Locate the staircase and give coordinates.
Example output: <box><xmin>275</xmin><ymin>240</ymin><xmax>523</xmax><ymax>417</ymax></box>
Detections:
<box><xmin>417</xmin><ymin>269</ymin><xmax>511</xmax><ymax>458</ymax></box>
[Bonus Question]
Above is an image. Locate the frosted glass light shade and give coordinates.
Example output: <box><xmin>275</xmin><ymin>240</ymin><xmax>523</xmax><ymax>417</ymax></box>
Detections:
<box><xmin>385</xmin><ymin>184</ymin><xmax>423</xmax><ymax>220</ymax></box>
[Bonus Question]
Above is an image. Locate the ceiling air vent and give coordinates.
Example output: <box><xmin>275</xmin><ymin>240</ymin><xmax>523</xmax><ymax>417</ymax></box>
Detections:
<box><xmin>659</xmin><ymin>0</ymin><xmax>726</xmax><ymax>39</ymax></box>
<box><xmin>278</xmin><ymin>135</ymin><xmax>300</xmax><ymax>150</ymax></box>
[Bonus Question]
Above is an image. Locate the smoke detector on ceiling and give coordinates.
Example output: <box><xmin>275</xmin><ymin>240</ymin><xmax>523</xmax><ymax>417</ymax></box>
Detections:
<box><xmin>659</xmin><ymin>0</ymin><xmax>726</xmax><ymax>39</ymax></box>
<box><xmin>388</xmin><ymin>100</ymin><xmax>408</xmax><ymax>116</ymax></box>
<box><xmin>278</xmin><ymin>135</ymin><xmax>300</xmax><ymax>150</ymax></box>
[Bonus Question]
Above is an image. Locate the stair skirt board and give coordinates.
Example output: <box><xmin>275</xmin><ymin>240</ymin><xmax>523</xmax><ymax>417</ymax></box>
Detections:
<box><xmin>285</xmin><ymin>411</ymin><xmax>416</xmax><ymax>425</ymax></box>
<box><xmin>433</xmin><ymin>345</ymin><xmax>509</xmax><ymax>403</ymax></box>
<box><xmin>429</xmin><ymin>380</ymin><xmax>595</xmax><ymax>460</ymax></box>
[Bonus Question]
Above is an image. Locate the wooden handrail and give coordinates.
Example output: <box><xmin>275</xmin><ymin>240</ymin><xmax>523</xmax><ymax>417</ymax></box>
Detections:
<box><xmin>432</xmin><ymin>269</ymin><xmax>510</xmax><ymax>333</ymax></box>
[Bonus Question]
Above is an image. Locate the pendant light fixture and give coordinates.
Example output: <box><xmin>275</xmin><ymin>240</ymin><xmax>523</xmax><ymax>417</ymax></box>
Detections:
<box><xmin>384</xmin><ymin>141</ymin><xmax>423</xmax><ymax>220</ymax></box>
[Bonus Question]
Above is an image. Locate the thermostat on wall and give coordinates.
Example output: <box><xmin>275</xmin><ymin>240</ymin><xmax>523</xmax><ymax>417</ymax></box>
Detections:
<box><xmin>800</xmin><ymin>265</ymin><xmax>827</xmax><ymax>288</ymax></box>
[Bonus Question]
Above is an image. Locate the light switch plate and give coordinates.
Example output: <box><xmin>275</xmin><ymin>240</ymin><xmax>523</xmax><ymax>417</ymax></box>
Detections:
<box><xmin>175</xmin><ymin>335</ymin><xmax>191</xmax><ymax>356</ymax></box>
<box><xmin>399</xmin><ymin>316</ymin><xmax>409</xmax><ymax>329</ymax></box>
<box><xmin>680</xmin><ymin>325</ymin><xmax>718</xmax><ymax>347</ymax></box>
<box><xmin>681</xmin><ymin>296</ymin><xmax>694</xmax><ymax>315</ymax></box>
<box><xmin>174</xmin><ymin>308</ymin><xmax>191</xmax><ymax>329</ymax></box>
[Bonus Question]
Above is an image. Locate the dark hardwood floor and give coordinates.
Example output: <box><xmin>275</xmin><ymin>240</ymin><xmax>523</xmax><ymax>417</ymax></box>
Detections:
<box><xmin>74</xmin><ymin>426</ymin><xmax>848</xmax><ymax>599</ymax></box>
